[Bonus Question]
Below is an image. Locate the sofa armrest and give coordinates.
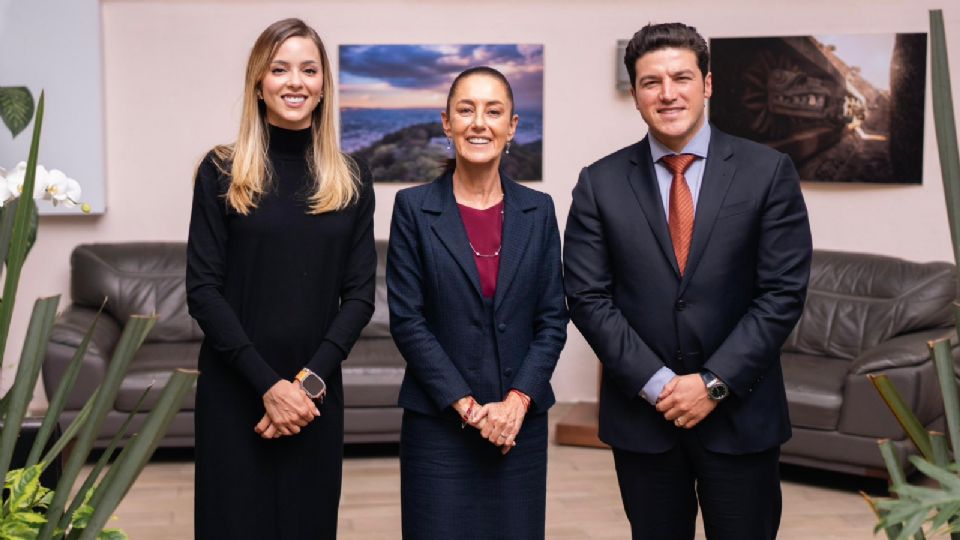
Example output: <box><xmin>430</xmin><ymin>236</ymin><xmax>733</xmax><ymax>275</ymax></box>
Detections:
<box><xmin>838</xmin><ymin>327</ymin><xmax>955</xmax><ymax>438</ymax></box>
<box><xmin>849</xmin><ymin>328</ymin><xmax>954</xmax><ymax>375</ymax></box>
<box><xmin>42</xmin><ymin>306</ymin><xmax>123</xmax><ymax>410</ymax></box>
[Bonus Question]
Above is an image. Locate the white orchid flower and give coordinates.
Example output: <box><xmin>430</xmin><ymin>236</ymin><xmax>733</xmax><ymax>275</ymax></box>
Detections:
<box><xmin>0</xmin><ymin>167</ymin><xmax>11</xmax><ymax>207</ymax></box>
<box><xmin>1</xmin><ymin>161</ymin><xmax>86</xmax><ymax>211</ymax></box>
<box><xmin>5</xmin><ymin>161</ymin><xmax>48</xmax><ymax>200</ymax></box>
<box><xmin>44</xmin><ymin>168</ymin><xmax>82</xmax><ymax>207</ymax></box>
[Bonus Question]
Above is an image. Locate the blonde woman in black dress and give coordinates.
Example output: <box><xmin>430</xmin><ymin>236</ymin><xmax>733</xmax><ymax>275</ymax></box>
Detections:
<box><xmin>186</xmin><ymin>18</ymin><xmax>375</xmax><ymax>540</ymax></box>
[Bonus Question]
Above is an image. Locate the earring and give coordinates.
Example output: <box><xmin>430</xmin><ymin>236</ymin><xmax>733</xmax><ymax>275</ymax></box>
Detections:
<box><xmin>256</xmin><ymin>91</ymin><xmax>263</xmax><ymax>100</ymax></box>
<box><xmin>505</xmin><ymin>141</ymin><xmax>512</xmax><ymax>155</ymax></box>
<box><xmin>446</xmin><ymin>138</ymin><xmax>452</xmax><ymax>151</ymax></box>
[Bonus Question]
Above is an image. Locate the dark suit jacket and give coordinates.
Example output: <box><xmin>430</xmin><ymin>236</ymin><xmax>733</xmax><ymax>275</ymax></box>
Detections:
<box><xmin>564</xmin><ymin>127</ymin><xmax>812</xmax><ymax>455</ymax></box>
<box><xmin>388</xmin><ymin>172</ymin><xmax>568</xmax><ymax>417</ymax></box>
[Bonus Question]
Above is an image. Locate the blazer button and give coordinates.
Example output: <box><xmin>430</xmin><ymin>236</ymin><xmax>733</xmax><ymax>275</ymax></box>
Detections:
<box><xmin>504</xmin><ymin>367</ymin><xmax>513</xmax><ymax>377</ymax></box>
<box><xmin>675</xmin><ymin>299</ymin><xmax>687</xmax><ymax>311</ymax></box>
<box><xmin>498</xmin><ymin>323</ymin><xmax>506</xmax><ymax>332</ymax></box>
<box><xmin>675</xmin><ymin>350</ymin><xmax>683</xmax><ymax>361</ymax></box>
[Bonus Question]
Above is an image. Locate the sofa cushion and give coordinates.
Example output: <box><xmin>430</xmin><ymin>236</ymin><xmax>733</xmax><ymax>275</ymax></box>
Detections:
<box><xmin>343</xmin><ymin>337</ymin><xmax>404</xmax><ymax>407</ymax></box>
<box><xmin>115</xmin><ymin>342</ymin><xmax>199</xmax><ymax>412</ymax></box>
<box><xmin>72</xmin><ymin>243</ymin><xmax>203</xmax><ymax>343</ymax></box>
<box><xmin>360</xmin><ymin>240</ymin><xmax>391</xmax><ymax>338</ymax></box>
<box><xmin>782</xmin><ymin>352</ymin><xmax>850</xmax><ymax>430</ymax></box>
<box><xmin>783</xmin><ymin>250</ymin><xmax>956</xmax><ymax>360</ymax></box>
<box><xmin>343</xmin><ymin>368</ymin><xmax>404</xmax><ymax>408</ymax></box>
<box><xmin>128</xmin><ymin>341</ymin><xmax>199</xmax><ymax>372</ymax></box>
<box><xmin>344</xmin><ymin>336</ymin><xmax>405</xmax><ymax>369</ymax></box>
<box><xmin>115</xmin><ymin>370</ymin><xmax>198</xmax><ymax>412</ymax></box>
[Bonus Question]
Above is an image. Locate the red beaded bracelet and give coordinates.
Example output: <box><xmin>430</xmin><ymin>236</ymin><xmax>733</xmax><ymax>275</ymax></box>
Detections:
<box><xmin>460</xmin><ymin>397</ymin><xmax>477</xmax><ymax>428</ymax></box>
<box><xmin>509</xmin><ymin>389</ymin><xmax>531</xmax><ymax>411</ymax></box>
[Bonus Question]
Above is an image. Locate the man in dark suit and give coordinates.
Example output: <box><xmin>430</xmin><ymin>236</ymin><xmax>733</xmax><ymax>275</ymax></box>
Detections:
<box><xmin>563</xmin><ymin>22</ymin><xmax>812</xmax><ymax>540</ymax></box>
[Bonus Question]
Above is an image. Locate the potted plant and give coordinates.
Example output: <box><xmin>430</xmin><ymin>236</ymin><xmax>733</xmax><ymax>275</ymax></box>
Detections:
<box><xmin>866</xmin><ymin>9</ymin><xmax>960</xmax><ymax>540</ymax></box>
<box><xmin>0</xmin><ymin>89</ymin><xmax>197</xmax><ymax>539</ymax></box>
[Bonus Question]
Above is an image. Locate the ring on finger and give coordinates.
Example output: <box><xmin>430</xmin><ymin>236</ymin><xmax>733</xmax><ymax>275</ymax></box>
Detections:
<box><xmin>675</xmin><ymin>417</ymin><xmax>685</xmax><ymax>427</ymax></box>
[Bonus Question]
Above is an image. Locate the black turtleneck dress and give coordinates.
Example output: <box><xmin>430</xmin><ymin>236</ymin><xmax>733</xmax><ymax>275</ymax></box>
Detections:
<box><xmin>186</xmin><ymin>125</ymin><xmax>376</xmax><ymax>540</ymax></box>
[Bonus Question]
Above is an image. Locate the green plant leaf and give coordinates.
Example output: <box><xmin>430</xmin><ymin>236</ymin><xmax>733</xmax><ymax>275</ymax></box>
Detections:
<box><xmin>899</xmin><ymin>510</ymin><xmax>929</xmax><ymax>540</ymax></box>
<box><xmin>912</xmin><ymin>456</ymin><xmax>960</xmax><ymax>492</ymax></box>
<box><xmin>0</xmin><ymin>90</ymin><xmax>43</xmax><ymax>377</ymax></box>
<box><xmin>931</xmin><ymin>501</ymin><xmax>960</xmax><ymax>534</ymax></box>
<box><xmin>5</xmin><ymin>465</ymin><xmax>42</xmax><ymax>513</ymax></box>
<box><xmin>40</xmin><ymin>388</ymin><xmax>98</xmax><ymax>472</ymax></box>
<box><xmin>70</xmin><ymin>503</ymin><xmax>93</xmax><ymax>530</ymax></box>
<box><xmin>77</xmin><ymin>369</ymin><xmax>197</xmax><ymax>540</ymax></box>
<box><xmin>27</xmin><ymin>299</ymin><xmax>108</xmax><ymax>469</ymax></box>
<box><xmin>36</xmin><ymin>487</ymin><xmax>53</xmax><ymax>510</ymax></box>
<box><xmin>31</xmin><ymin>485</ymin><xmax>52</xmax><ymax>510</ymax></box>
<box><xmin>0</xmin><ymin>295</ymin><xmax>60</xmax><ymax>505</ymax></box>
<box><xmin>930</xmin><ymin>9</ymin><xmax>960</xmax><ymax>268</ymax></box>
<box><xmin>880</xmin><ymin>439</ymin><xmax>909</xmax><ymax>485</ymax></box>
<box><xmin>11</xmin><ymin>512</ymin><xmax>46</xmax><ymax>525</ymax></box>
<box><xmin>0</xmin><ymin>518</ymin><xmax>39</xmax><ymax>540</ymax></box>
<box><xmin>97</xmin><ymin>529</ymin><xmax>128</xmax><ymax>540</ymax></box>
<box><xmin>37</xmin><ymin>315</ymin><xmax>156</xmax><ymax>540</ymax></box>
<box><xmin>0</xmin><ymin>87</ymin><xmax>34</xmax><ymax>138</ymax></box>
<box><xmin>871</xmin><ymin>374</ymin><xmax>934</xmax><ymax>460</ymax></box>
<box><xmin>62</xmin><ymin>384</ymin><xmax>153</xmax><ymax>532</ymax></box>
<box><xmin>931</xmin><ymin>339</ymin><xmax>960</xmax><ymax>457</ymax></box>
<box><xmin>930</xmin><ymin>432</ymin><xmax>950</xmax><ymax>469</ymax></box>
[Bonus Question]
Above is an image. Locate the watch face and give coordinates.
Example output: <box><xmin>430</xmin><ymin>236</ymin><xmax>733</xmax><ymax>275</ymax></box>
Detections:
<box><xmin>302</xmin><ymin>374</ymin><xmax>326</xmax><ymax>398</ymax></box>
<box><xmin>709</xmin><ymin>383</ymin><xmax>729</xmax><ymax>400</ymax></box>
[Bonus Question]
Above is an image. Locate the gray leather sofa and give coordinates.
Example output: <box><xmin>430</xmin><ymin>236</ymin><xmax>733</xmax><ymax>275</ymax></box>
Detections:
<box><xmin>41</xmin><ymin>241</ymin><xmax>404</xmax><ymax>448</ymax></box>
<box><xmin>780</xmin><ymin>250</ymin><xmax>957</xmax><ymax>476</ymax></box>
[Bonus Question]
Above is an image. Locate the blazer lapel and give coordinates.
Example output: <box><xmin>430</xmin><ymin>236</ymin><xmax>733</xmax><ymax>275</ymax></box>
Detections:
<box><xmin>427</xmin><ymin>174</ymin><xmax>483</xmax><ymax>299</ymax></box>
<box><xmin>494</xmin><ymin>179</ymin><xmax>535</xmax><ymax>312</ymax></box>
<box><xmin>679</xmin><ymin>129</ymin><xmax>737</xmax><ymax>294</ymax></box>
<box><xmin>627</xmin><ymin>138</ymin><xmax>681</xmax><ymax>277</ymax></box>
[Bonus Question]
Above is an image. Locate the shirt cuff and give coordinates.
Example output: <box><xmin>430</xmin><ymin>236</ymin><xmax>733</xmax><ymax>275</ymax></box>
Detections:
<box><xmin>234</xmin><ymin>345</ymin><xmax>282</xmax><ymax>397</ymax></box>
<box><xmin>639</xmin><ymin>366</ymin><xmax>677</xmax><ymax>405</ymax></box>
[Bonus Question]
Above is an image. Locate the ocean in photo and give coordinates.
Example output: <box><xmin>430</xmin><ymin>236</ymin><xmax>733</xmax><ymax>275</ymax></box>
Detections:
<box><xmin>341</xmin><ymin>107</ymin><xmax>543</xmax><ymax>153</ymax></box>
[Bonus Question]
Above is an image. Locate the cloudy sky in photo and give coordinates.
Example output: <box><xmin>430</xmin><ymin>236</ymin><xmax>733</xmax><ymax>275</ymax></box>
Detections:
<box><xmin>339</xmin><ymin>44</ymin><xmax>544</xmax><ymax>110</ymax></box>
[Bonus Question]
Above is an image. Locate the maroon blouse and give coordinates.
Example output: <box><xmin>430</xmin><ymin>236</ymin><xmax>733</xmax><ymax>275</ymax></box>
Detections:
<box><xmin>458</xmin><ymin>200</ymin><xmax>504</xmax><ymax>298</ymax></box>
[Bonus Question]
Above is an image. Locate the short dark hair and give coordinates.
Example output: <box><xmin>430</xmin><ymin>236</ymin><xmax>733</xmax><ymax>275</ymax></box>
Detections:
<box><xmin>445</xmin><ymin>66</ymin><xmax>515</xmax><ymax>117</ymax></box>
<box><xmin>624</xmin><ymin>22</ymin><xmax>709</xmax><ymax>88</ymax></box>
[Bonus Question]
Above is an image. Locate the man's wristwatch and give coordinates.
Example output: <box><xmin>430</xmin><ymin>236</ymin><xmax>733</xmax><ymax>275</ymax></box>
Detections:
<box><xmin>295</xmin><ymin>368</ymin><xmax>327</xmax><ymax>402</ymax></box>
<box><xmin>700</xmin><ymin>371</ymin><xmax>729</xmax><ymax>401</ymax></box>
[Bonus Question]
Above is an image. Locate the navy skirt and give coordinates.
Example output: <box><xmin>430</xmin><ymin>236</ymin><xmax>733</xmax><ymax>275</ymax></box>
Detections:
<box><xmin>400</xmin><ymin>409</ymin><xmax>548</xmax><ymax>539</ymax></box>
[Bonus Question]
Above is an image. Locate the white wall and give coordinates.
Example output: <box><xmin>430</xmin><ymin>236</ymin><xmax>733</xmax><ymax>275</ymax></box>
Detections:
<box><xmin>6</xmin><ymin>0</ymin><xmax>960</xmax><ymax>403</ymax></box>
<box><xmin>0</xmin><ymin>0</ymin><xmax>106</xmax><ymax>215</ymax></box>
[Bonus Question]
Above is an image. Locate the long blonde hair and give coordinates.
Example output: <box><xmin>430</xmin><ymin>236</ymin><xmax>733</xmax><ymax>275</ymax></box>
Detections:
<box><xmin>214</xmin><ymin>18</ymin><xmax>359</xmax><ymax>215</ymax></box>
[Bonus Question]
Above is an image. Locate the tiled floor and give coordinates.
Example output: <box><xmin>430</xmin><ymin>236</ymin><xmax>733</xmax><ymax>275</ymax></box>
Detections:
<box><xmin>99</xmin><ymin>404</ymin><xmax>886</xmax><ymax>539</ymax></box>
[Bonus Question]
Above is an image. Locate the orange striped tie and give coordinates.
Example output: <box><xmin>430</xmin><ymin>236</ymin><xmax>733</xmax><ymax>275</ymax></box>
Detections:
<box><xmin>661</xmin><ymin>154</ymin><xmax>697</xmax><ymax>276</ymax></box>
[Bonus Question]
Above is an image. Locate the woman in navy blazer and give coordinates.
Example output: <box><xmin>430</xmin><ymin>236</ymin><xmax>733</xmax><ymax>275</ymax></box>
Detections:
<box><xmin>387</xmin><ymin>66</ymin><xmax>567</xmax><ymax>539</ymax></box>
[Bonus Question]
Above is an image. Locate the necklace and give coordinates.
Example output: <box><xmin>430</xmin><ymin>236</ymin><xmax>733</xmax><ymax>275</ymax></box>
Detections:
<box><xmin>467</xmin><ymin>204</ymin><xmax>504</xmax><ymax>258</ymax></box>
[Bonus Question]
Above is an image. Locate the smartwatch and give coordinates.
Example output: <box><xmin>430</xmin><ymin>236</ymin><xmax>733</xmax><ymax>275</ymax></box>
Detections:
<box><xmin>700</xmin><ymin>371</ymin><xmax>729</xmax><ymax>401</ymax></box>
<box><xmin>295</xmin><ymin>368</ymin><xmax>327</xmax><ymax>402</ymax></box>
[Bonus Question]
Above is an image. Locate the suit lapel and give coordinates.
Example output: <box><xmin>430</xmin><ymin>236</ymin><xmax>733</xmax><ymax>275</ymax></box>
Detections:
<box><xmin>426</xmin><ymin>174</ymin><xmax>483</xmax><ymax>299</ymax></box>
<box><xmin>494</xmin><ymin>179</ymin><xmax>535</xmax><ymax>312</ymax></box>
<box><xmin>627</xmin><ymin>138</ymin><xmax>680</xmax><ymax>277</ymax></box>
<box><xmin>679</xmin><ymin>130</ymin><xmax>737</xmax><ymax>295</ymax></box>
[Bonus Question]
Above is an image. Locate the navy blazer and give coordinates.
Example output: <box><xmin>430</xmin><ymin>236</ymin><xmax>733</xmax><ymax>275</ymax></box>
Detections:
<box><xmin>387</xmin><ymin>172</ymin><xmax>568</xmax><ymax>417</ymax></box>
<box><xmin>564</xmin><ymin>127</ymin><xmax>812</xmax><ymax>455</ymax></box>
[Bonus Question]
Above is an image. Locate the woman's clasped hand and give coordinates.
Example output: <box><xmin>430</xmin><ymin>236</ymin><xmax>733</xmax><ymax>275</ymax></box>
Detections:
<box><xmin>454</xmin><ymin>391</ymin><xmax>531</xmax><ymax>454</ymax></box>
<box><xmin>254</xmin><ymin>380</ymin><xmax>322</xmax><ymax>439</ymax></box>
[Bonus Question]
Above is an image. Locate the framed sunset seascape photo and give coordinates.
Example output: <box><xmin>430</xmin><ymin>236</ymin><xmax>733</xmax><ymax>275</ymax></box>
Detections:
<box><xmin>339</xmin><ymin>44</ymin><xmax>544</xmax><ymax>182</ymax></box>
